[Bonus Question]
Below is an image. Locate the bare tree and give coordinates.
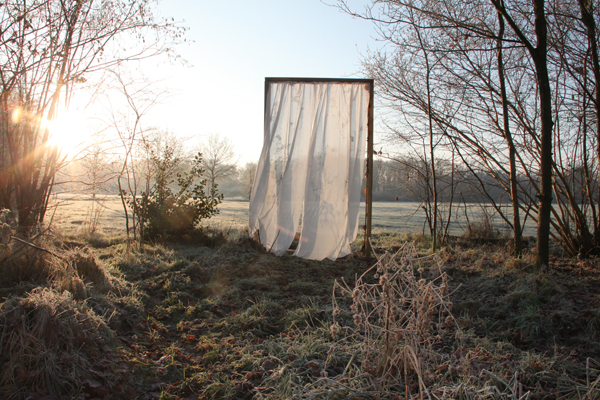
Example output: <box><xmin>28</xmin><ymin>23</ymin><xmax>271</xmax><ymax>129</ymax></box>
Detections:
<box><xmin>198</xmin><ymin>133</ymin><xmax>238</xmax><ymax>197</ymax></box>
<box><xmin>495</xmin><ymin>11</ymin><xmax>524</xmax><ymax>255</ymax></box>
<box><xmin>239</xmin><ymin>162</ymin><xmax>258</xmax><ymax>200</ymax></box>
<box><xmin>338</xmin><ymin>0</ymin><xmax>568</xmax><ymax>267</ymax></box>
<box><xmin>489</xmin><ymin>0</ymin><xmax>554</xmax><ymax>270</ymax></box>
<box><xmin>77</xmin><ymin>132</ymin><xmax>118</xmax><ymax>233</ymax></box>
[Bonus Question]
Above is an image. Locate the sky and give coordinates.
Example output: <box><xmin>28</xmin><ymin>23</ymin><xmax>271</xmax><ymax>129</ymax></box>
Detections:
<box><xmin>137</xmin><ymin>0</ymin><xmax>381</xmax><ymax>164</ymax></box>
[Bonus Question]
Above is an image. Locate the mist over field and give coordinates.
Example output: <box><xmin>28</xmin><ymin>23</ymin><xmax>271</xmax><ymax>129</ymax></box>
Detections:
<box><xmin>49</xmin><ymin>194</ymin><xmax>538</xmax><ymax>238</ymax></box>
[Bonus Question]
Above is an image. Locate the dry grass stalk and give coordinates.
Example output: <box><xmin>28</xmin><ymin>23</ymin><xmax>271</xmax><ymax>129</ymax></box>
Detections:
<box><xmin>0</xmin><ymin>287</ymin><xmax>116</xmax><ymax>399</ymax></box>
<box><xmin>43</xmin><ymin>248</ymin><xmax>114</xmax><ymax>300</ymax></box>
<box><xmin>68</xmin><ymin>249</ymin><xmax>110</xmax><ymax>286</ymax></box>
<box><xmin>332</xmin><ymin>241</ymin><xmax>453</xmax><ymax>398</ymax></box>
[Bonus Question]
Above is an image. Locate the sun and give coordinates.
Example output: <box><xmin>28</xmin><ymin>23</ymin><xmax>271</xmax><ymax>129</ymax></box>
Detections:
<box><xmin>45</xmin><ymin>108</ymin><xmax>88</xmax><ymax>157</ymax></box>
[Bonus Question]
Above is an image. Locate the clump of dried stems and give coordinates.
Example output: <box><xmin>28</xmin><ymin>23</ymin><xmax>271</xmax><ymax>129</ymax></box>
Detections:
<box><xmin>52</xmin><ymin>248</ymin><xmax>114</xmax><ymax>299</ymax></box>
<box><xmin>0</xmin><ymin>287</ymin><xmax>116</xmax><ymax>399</ymax></box>
<box><xmin>0</xmin><ymin>222</ymin><xmax>140</xmax><ymax>399</ymax></box>
<box><xmin>332</xmin><ymin>241</ymin><xmax>453</xmax><ymax>398</ymax></box>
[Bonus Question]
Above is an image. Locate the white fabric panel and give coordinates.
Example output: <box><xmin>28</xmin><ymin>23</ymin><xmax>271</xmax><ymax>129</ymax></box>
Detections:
<box><xmin>249</xmin><ymin>81</ymin><xmax>370</xmax><ymax>260</ymax></box>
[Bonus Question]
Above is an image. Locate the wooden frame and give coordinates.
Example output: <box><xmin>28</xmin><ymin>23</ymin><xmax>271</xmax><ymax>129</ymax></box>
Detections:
<box><xmin>264</xmin><ymin>77</ymin><xmax>375</xmax><ymax>257</ymax></box>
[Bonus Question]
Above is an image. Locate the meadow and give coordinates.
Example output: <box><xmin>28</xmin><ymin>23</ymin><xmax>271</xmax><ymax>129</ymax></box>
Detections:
<box><xmin>1</xmin><ymin>194</ymin><xmax>597</xmax><ymax>399</ymax></box>
<box><xmin>48</xmin><ymin>193</ymin><xmax>536</xmax><ymax>238</ymax></box>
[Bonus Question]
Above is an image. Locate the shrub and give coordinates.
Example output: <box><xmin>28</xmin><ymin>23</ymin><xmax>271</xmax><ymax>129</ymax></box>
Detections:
<box><xmin>129</xmin><ymin>151</ymin><xmax>222</xmax><ymax>240</ymax></box>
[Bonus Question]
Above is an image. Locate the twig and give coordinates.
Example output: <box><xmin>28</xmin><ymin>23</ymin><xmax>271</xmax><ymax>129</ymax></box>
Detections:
<box><xmin>10</xmin><ymin>236</ymin><xmax>65</xmax><ymax>260</ymax></box>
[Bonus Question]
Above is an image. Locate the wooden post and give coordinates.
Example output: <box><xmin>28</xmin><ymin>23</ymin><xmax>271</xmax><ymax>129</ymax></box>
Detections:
<box><xmin>364</xmin><ymin>80</ymin><xmax>375</xmax><ymax>257</ymax></box>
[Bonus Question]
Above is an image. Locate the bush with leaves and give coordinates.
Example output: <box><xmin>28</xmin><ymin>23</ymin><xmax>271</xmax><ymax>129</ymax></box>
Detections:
<box><xmin>128</xmin><ymin>150</ymin><xmax>222</xmax><ymax>240</ymax></box>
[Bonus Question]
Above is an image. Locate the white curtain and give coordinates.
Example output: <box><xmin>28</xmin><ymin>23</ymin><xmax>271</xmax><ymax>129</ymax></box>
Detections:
<box><xmin>249</xmin><ymin>80</ymin><xmax>370</xmax><ymax>260</ymax></box>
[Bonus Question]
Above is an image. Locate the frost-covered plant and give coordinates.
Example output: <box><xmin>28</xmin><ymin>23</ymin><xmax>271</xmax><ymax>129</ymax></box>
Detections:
<box><xmin>128</xmin><ymin>150</ymin><xmax>222</xmax><ymax>240</ymax></box>
<box><xmin>332</xmin><ymin>242</ymin><xmax>453</xmax><ymax>396</ymax></box>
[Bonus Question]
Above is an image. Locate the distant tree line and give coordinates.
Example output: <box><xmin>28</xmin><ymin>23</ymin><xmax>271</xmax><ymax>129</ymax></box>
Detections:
<box><xmin>368</xmin><ymin>158</ymin><xmax>512</xmax><ymax>203</ymax></box>
<box><xmin>62</xmin><ymin>131</ymin><xmax>256</xmax><ymax>200</ymax></box>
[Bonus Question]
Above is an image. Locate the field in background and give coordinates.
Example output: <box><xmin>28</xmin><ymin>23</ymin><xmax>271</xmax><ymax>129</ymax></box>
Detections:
<box><xmin>49</xmin><ymin>193</ymin><xmax>536</xmax><ymax>237</ymax></box>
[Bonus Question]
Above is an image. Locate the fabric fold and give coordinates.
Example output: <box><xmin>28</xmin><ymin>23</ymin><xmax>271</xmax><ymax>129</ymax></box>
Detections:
<box><xmin>249</xmin><ymin>80</ymin><xmax>370</xmax><ymax>260</ymax></box>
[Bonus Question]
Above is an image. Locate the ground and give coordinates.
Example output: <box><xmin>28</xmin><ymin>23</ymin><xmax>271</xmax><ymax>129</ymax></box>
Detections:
<box><xmin>1</xmin><ymin>230</ymin><xmax>599</xmax><ymax>399</ymax></box>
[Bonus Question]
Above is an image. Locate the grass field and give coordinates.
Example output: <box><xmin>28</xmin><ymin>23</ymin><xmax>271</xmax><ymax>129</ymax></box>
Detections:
<box><xmin>1</xmin><ymin>192</ymin><xmax>599</xmax><ymax>399</ymax></box>
<box><xmin>49</xmin><ymin>193</ymin><xmax>535</xmax><ymax>238</ymax></box>
<box><xmin>1</xmin><ymin>222</ymin><xmax>599</xmax><ymax>399</ymax></box>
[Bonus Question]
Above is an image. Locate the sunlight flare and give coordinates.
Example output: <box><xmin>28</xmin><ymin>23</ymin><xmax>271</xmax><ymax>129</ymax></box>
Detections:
<box><xmin>11</xmin><ymin>107</ymin><xmax>23</xmax><ymax>124</ymax></box>
<box><xmin>45</xmin><ymin>108</ymin><xmax>88</xmax><ymax>157</ymax></box>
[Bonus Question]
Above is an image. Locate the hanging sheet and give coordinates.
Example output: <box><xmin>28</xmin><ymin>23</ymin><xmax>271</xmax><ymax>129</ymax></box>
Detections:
<box><xmin>249</xmin><ymin>80</ymin><xmax>371</xmax><ymax>260</ymax></box>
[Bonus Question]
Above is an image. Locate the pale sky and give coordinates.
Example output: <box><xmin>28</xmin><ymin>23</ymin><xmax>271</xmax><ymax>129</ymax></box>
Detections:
<box><xmin>140</xmin><ymin>0</ymin><xmax>381</xmax><ymax>164</ymax></box>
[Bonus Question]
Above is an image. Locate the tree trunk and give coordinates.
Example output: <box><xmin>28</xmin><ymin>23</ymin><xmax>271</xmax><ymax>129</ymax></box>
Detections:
<box><xmin>496</xmin><ymin>11</ymin><xmax>523</xmax><ymax>256</ymax></box>
<box><xmin>532</xmin><ymin>0</ymin><xmax>553</xmax><ymax>270</ymax></box>
<box><xmin>492</xmin><ymin>0</ymin><xmax>554</xmax><ymax>270</ymax></box>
